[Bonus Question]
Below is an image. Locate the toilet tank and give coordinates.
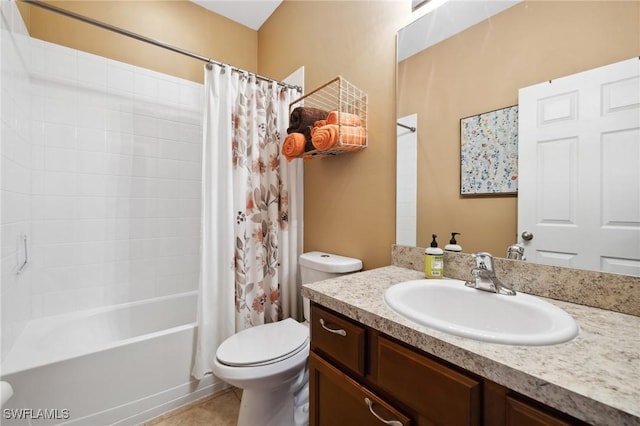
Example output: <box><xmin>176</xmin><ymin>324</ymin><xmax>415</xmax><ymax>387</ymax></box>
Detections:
<box><xmin>300</xmin><ymin>251</ymin><xmax>362</xmax><ymax>322</ymax></box>
<box><xmin>299</xmin><ymin>251</ymin><xmax>363</xmax><ymax>284</ymax></box>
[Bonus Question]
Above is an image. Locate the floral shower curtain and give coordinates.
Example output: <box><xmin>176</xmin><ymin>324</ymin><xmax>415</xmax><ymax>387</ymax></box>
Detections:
<box><xmin>193</xmin><ymin>64</ymin><xmax>301</xmax><ymax>379</ymax></box>
<box><xmin>232</xmin><ymin>74</ymin><xmax>301</xmax><ymax>329</ymax></box>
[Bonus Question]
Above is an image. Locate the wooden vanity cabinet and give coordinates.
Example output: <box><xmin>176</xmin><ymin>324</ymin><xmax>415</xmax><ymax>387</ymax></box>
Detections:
<box><xmin>310</xmin><ymin>303</ymin><xmax>480</xmax><ymax>425</ymax></box>
<box><xmin>309</xmin><ymin>303</ymin><xmax>589</xmax><ymax>426</ymax></box>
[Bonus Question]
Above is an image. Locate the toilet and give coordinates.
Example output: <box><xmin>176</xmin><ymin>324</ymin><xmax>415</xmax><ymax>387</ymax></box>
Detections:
<box><xmin>212</xmin><ymin>251</ymin><xmax>362</xmax><ymax>426</ymax></box>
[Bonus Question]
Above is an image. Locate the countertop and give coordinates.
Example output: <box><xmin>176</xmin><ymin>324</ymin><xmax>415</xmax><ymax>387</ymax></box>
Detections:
<box><xmin>301</xmin><ymin>265</ymin><xmax>640</xmax><ymax>426</ymax></box>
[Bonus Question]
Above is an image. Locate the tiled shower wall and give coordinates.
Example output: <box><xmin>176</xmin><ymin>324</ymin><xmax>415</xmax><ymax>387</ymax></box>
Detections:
<box><xmin>1</xmin><ymin>0</ymin><xmax>33</xmax><ymax>359</ymax></box>
<box><xmin>28</xmin><ymin>40</ymin><xmax>203</xmax><ymax>318</ymax></box>
<box><xmin>1</xmin><ymin>0</ymin><xmax>203</xmax><ymax>356</ymax></box>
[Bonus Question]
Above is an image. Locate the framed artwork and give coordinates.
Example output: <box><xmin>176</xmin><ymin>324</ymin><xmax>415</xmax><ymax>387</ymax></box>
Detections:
<box><xmin>460</xmin><ymin>105</ymin><xmax>518</xmax><ymax>196</ymax></box>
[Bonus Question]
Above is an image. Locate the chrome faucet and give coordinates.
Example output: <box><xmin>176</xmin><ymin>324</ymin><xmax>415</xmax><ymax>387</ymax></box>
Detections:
<box><xmin>465</xmin><ymin>252</ymin><xmax>516</xmax><ymax>296</ymax></box>
<box><xmin>506</xmin><ymin>244</ymin><xmax>525</xmax><ymax>260</ymax></box>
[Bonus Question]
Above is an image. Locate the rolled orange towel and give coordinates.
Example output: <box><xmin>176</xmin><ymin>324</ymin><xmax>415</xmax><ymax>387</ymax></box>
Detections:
<box><xmin>326</xmin><ymin>111</ymin><xmax>362</xmax><ymax>127</ymax></box>
<box><xmin>311</xmin><ymin>125</ymin><xmax>339</xmax><ymax>151</ymax></box>
<box><xmin>311</xmin><ymin>124</ymin><xmax>367</xmax><ymax>151</ymax></box>
<box><xmin>338</xmin><ymin>125</ymin><xmax>366</xmax><ymax>146</ymax></box>
<box><xmin>281</xmin><ymin>133</ymin><xmax>307</xmax><ymax>161</ymax></box>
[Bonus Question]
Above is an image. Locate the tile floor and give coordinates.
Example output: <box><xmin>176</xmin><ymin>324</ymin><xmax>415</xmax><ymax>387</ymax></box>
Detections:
<box><xmin>145</xmin><ymin>388</ymin><xmax>241</xmax><ymax>426</ymax></box>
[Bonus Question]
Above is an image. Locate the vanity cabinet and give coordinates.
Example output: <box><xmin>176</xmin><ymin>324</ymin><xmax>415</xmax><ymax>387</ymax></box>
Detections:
<box><xmin>309</xmin><ymin>303</ymin><xmax>589</xmax><ymax>426</ymax></box>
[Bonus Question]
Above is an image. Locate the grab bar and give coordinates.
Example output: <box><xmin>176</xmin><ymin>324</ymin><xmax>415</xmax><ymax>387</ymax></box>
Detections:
<box><xmin>16</xmin><ymin>234</ymin><xmax>28</xmax><ymax>275</ymax></box>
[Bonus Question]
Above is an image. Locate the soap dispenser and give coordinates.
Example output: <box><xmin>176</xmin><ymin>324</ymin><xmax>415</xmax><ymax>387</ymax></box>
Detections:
<box><xmin>444</xmin><ymin>232</ymin><xmax>462</xmax><ymax>252</ymax></box>
<box><xmin>424</xmin><ymin>234</ymin><xmax>444</xmax><ymax>278</ymax></box>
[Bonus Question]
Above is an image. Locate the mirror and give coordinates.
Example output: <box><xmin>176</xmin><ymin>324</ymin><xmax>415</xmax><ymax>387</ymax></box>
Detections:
<box><xmin>396</xmin><ymin>0</ymin><xmax>640</xmax><ymax>275</ymax></box>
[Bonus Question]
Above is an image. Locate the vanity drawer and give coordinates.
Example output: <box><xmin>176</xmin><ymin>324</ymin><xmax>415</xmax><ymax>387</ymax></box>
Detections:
<box><xmin>311</xmin><ymin>304</ymin><xmax>366</xmax><ymax>376</ymax></box>
<box><xmin>375</xmin><ymin>336</ymin><xmax>481</xmax><ymax>426</ymax></box>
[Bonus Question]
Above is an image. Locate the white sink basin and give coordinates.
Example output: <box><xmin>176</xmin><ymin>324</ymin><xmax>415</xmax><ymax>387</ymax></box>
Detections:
<box><xmin>384</xmin><ymin>279</ymin><xmax>579</xmax><ymax>346</ymax></box>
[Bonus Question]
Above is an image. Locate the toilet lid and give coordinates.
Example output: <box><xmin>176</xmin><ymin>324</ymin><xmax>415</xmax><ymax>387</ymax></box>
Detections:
<box><xmin>217</xmin><ymin>318</ymin><xmax>309</xmax><ymax>367</ymax></box>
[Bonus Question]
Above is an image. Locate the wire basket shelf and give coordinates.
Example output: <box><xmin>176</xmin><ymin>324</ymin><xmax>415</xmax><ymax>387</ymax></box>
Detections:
<box><xmin>288</xmin><ymin>76</ymin><xmax>368</xmax><ymax>159</ymax></box>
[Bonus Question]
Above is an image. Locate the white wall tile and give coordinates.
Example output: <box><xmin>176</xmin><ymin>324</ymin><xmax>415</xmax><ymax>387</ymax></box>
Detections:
<box><xmin>77</xmin><ymin>105</ymin><xmax>106</xmax><ymax>130</ymax></box>
<box><xmin>107</xmin><ymin>64</ymin><xmax>134</xmax><ymax>94</ymax></box>
<box><xmin>158</xmin><ymin>119</ymin><xmax>182</xmax><ymax>141</ymax></box>
<box><xmin>133</xmin><ymin>113</ymin><xmax>159</xmax><ymax>138</ymax></box>
<box><xmin>3</xmin><ymin>24</ymin><xmax>204</xmax><ymax>322</ymax></box>
<box><xmin>44</xmin><ymin>43</ymin><xmax>78</xmax><ymax>82</ymax></box>
<box><xmin>158</xmin><ymin>78</ymin><xmax>181</xmax><ymax>104</ymax></box>
<box><xmin>78</xmin><ymin>54</ymin><xmax>107</xmax><ymax>88</ymax></box>
<box><xmin>32</xmin><ymin>196</ymin><xmax>78</xmax><ymax>220</ymax></box>
<box><xmin>1</xmin><ymin>191</ymin><xmax>29</xmax><ymax>224</ymax></box>
<box><xmin>3</xmin><ymin>131</ymin><xmax>31</xmax><ymax>168</ymax></box>
<box><xmin>44</xmin><ymin>147</ymin><xmax>78</xmax><ymax>173</ymax></box>
<box><xmin>134</xmin><ymin>73</ymin><xmax>158</xmax><ymax>100</ymax></box>
<box><xmin>43</xmin><ymin>171</ymin><xmax>78</xmax><ymax>196</ymax></box>
<box><xmin>43</xmin><ymin>122</ymin><xmax>76</xmax><ymax>149</ymax></box>
<box><xmin>132</xmin><ymin>134</ymin><xmax>158</xmax><ymax>157</ymax></box>
<box><xmin>180</xmin><ymin>122</ymin><xmax>202</xmax><ymax>144</ymax></box>
<box><xmin>106</xmin><ymin>110</ymin><xmax>134</xmax><ymax>134</ymax></box>
<box><xmin>105</xmin><ymin>130</ymin><xmax>133</xmax><ymax>155</ymax></box>
<box><xmin>2</xmin><ymin>157</ymin><xmax>31</xmax><ymax>194</ymax></box>
<box><xmin>43</xmin><ymin>97</ymin><xmax>77</xmax><ymax>126</ymax></box>
<box><xmin>130</xmin><ymin>156</ymin><xmax>158</xmax><ymax>177</ymax></box>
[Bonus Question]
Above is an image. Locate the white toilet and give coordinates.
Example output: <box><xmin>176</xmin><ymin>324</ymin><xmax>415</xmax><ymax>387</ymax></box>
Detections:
<box><xmin>212</xmin><ymin>251</ymin><xmax>362</xmax><ymax>426</ymax></box>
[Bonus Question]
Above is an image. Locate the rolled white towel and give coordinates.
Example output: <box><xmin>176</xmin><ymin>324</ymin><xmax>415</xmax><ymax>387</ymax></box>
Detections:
<box><xmin>1</xmin><ymin>381</ymin><xmax>14</xmax><ymax>406</ymax></box>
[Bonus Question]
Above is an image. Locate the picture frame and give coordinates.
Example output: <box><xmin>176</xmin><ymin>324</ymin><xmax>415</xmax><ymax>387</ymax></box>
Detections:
<box><xmin>460</xmin><ymin>105</ymin><xmax>518</xmax><ymax>196</ymax></box>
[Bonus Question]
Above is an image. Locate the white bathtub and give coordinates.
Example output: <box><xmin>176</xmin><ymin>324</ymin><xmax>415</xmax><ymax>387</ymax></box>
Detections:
<box><xmin>1</xmin><ymin>292</ymin><xmax>224</xmax><ymax>425</ymax></box>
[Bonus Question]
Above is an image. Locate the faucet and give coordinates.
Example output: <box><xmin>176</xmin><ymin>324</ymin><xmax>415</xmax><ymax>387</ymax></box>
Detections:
<box><xmin>465</xmin><ymin>252</ymin><xmax>516</xmax><ymax>296</ymax></box>
<box><xmin>506</xmin><ymin>243</ymin><xmax>525</xmax><ymax>260</ymax></box>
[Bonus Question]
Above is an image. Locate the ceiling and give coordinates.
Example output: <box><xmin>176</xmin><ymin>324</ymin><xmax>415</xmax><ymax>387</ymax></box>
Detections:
<box><xmin>192</xmin><ymin>0</ymin><xmax>521</xmax><ymax>50</ymax></box>
<box><xmin>191</xmin><ymin>0</ymin><xmax>283</xmax><ymax>30</ymax></box>
<box><xmin>397</xmin><ymin>0</ymin><xmax>522</xmax><ymax>61</ymax></box>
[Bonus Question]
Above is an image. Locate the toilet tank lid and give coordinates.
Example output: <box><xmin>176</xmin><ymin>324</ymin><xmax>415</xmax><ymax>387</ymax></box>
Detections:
<box><xmin>299</xmin><ymin>251</ymin><xmax>363</xmax><ymax>273</ymax></box>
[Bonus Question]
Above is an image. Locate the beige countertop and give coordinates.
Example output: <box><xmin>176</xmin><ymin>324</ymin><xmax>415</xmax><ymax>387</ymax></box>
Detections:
<box><xmin>301</xmin><ymin>265</ymin><xmax>640</xmax><ymax>426</ymax></box>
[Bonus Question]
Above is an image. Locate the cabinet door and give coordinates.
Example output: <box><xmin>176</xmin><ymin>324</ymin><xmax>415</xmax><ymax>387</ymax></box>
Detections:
<box><xmin>309</xmin><ymin>352</ymin><xmax>412</xmax><ymax>426</ymax></box>
<box><xmin>505</xmin><ymin>396</ymin><xmax>575</xmax><ymax>426</ymax></box>
<box><xmin>375</xmin><ymin>336</ymin><xmax>481</xmax><ymax>426</ymax></box>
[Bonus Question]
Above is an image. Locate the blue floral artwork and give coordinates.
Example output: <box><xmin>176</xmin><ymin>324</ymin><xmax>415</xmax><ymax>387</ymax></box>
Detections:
<box><xmin>460</xmin><ymin>105</ymin><xmax>518</xmax><ymax>195</ymax></box>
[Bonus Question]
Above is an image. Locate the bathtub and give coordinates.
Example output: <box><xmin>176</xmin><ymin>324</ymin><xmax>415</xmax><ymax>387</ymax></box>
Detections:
<box><xmin>1</xmin><ymin>292</ymin><xmax>224</xmax><ymax>425</ymax></box>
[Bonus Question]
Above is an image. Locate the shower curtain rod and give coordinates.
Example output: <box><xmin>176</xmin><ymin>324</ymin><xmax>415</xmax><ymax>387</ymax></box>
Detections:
<box><xmin>397</xmin><ymin>122</ymin><xmax>416</xmax><ymax>132</ymax></box>
<box><xmin>23</xmin><ymin>0</ymin><xmax>302</xmax><ymax>93</ymax></box>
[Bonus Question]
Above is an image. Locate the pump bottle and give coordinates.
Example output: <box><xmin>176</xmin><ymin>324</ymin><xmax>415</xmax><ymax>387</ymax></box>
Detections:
<box><xmin>444</xmin><ymin>232</ymin><xmax>462</xmax><ymax>252</ymax></box>
<box><xmin>424</xmin><ymin>234</ymin><xmax>444</xmax><ymax>278</ymax></box>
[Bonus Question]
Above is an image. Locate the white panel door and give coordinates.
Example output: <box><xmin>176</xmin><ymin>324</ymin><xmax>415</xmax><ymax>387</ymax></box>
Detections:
<box><xmin>518</xmin><ymin>58</ymin><xmax>640</xmax><ymax>275</ymax></box>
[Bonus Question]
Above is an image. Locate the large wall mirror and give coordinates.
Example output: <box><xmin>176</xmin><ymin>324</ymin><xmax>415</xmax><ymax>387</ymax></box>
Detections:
<box><xmin>396</xmin><ymin>0</ymin><xmax>640</xmax><ymax>275</ymax></box>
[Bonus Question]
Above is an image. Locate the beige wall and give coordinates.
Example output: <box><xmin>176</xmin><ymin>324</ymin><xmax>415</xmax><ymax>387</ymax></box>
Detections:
<box><xmin>398</xmin><ymin>1</ymin><xmax>640</xmax><ymax>255</ymax></box>
<box><xmin>259</xmin><ymin>1</ymin><xmax>408</xmax><ymax>269</ymax></box>
<box><xmin>18</xmin><ymin>0</ymin><xmax>258</xmax><ymax>83</ymax></box>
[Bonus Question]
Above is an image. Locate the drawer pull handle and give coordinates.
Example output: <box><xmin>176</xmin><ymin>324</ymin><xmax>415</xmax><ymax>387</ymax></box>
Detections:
<box><xmin>319</xmin><ymin>318</ymin><xmax>347</xmax><ymax>336</ymax></box>
<box><xmin>364</xmin><ymin>397</ymin><xmax>403</xmax><ymax>426</ymax></box>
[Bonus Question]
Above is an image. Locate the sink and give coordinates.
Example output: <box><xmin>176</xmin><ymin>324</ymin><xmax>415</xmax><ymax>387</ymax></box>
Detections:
<box><xmin>384</xmin><ymin>279</ymin><xmax>579</xmax><ymax>345</ymax></box>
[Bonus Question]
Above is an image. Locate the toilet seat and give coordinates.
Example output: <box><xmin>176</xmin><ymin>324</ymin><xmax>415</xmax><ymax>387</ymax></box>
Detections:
<box><xmin>217</xmin><ymin>318</ymin><xmax>309</xmax><ymax>367</ymax></box>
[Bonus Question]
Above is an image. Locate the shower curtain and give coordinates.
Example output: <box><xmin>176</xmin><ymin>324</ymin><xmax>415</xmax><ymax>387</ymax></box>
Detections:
<box><xmin>192</xmin><ymin>64</ymin><xmax>302</xmax><ymax>379</ymax></box>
